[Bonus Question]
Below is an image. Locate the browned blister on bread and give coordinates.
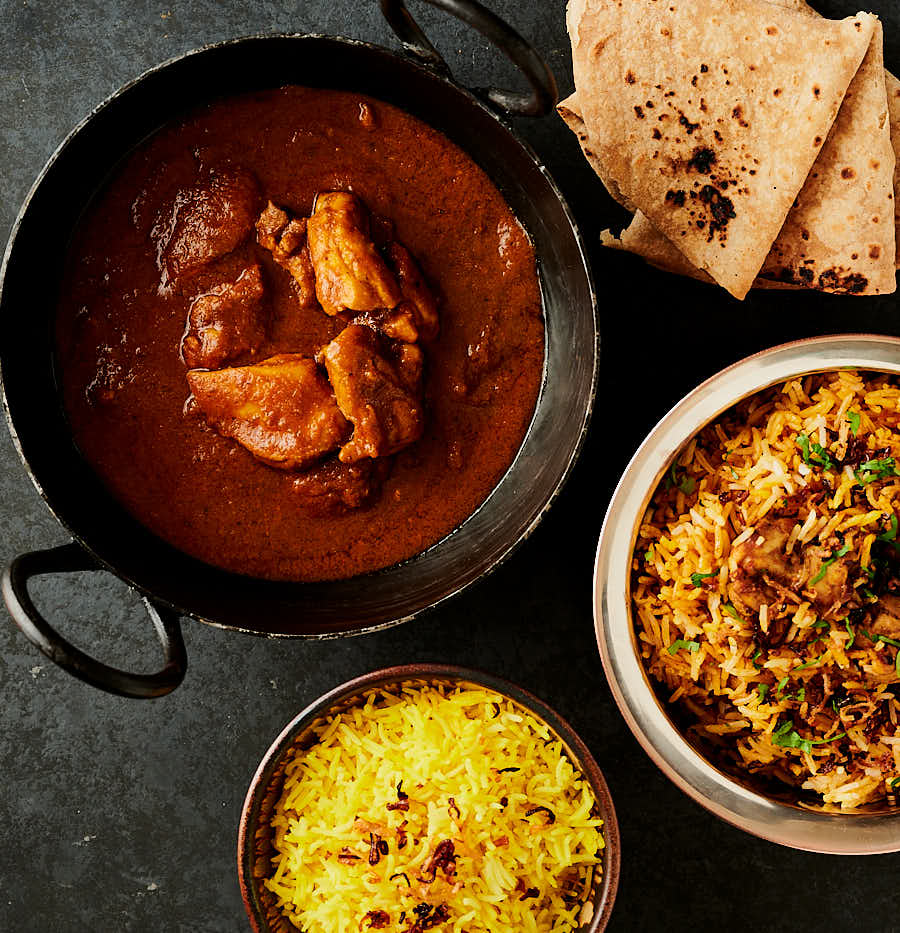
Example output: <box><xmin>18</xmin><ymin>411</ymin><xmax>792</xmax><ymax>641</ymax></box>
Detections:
<box><xmin>566</xmin><ymin>0</ymin><xmax>877</xmax><ymax>298</ymax></box>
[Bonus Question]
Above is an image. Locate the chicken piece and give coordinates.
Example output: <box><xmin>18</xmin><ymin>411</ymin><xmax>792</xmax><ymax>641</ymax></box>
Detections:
<box><xmin>728</xmin><ymin>517</ymin><xmax>797</xmax><ymax>617</ymax></box>
<box><xmin>317</xmin><ymin>324</ymin><xmax>424</xmax><ymax>463</ymax></box>
<box><xmin>355</xmin><ymin>306</ymin><xmax>419</xmax><ymax>343</ymax></box>
<box><xmin>255</xmin><ymin>202</ymin><xmax>318</xmax><ymax>308</ymax></box>
<box><xmin>869</xmin><ymin>594</ymin><xmax>900</xmax><ymax>642</ymax></box>
<box><xmin>728</xmin><ymin>518</ymin><xmax>858</xmax><ymax>620</ymax></box>
<box><xmin>801</xmin><ymin>547</ymin><xmax>854</xmax><ymax>619</ymax></box>
<box><xmin>153</xmin><ymin>166</ymin><xmax>260</xmax><ymax>285</ymax></box>
<box><xmin>181</xmin><ymin>265</ymin><xmax>266</xmax><ymax>369</ymax></box>
<box><xmin>187</xmin><ymin>354</ymin><xmax>348</xmax><ymax>470</ymax></box>
<box><xmin>386</xmin><ymin>241</ymin><xmax>439</xmax><ymax>341</ymax></box>
<box><xmin>131</xmin><ymin>150</ymin><xmax>201</xmax><ymax>236</ymax></box>
<box><xmin>355</xmin><ymin>242</ymin><xmax>439</xmax><ymax>343</ymax></box>
<box><xmin>292</xmin><ymin>456</ymin><xmax>392</xmax><ymax>514</ymax></box>
<box><xmin>306</xmin><ymin>192</ymin><xmax>402</xmax><ymax>316</ymax></box>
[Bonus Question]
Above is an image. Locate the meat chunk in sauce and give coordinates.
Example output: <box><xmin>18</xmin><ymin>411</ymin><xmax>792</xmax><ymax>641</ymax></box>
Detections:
<box><xmin>292</xmin><ymin>456</ymin><xmax>392</xmax><ymax>514</ymax></box>
<box><xmin>153</xmin><ymin>166</ymin><xmax>260</xmax><ymax>286</ymax></box>
<box><xmin>387</xmin><ymin>241</ymin><xmax>439</xmax><ymax>341</ymax></box>
<box><xmin>728</xmin><ymin>516</ymin><xmax>857</xmax><ymax>620</ymax></box>
<box><xmin>255</xmin><ymin>201</ymin><xmax>318</xmax><ymax>308</ymax></box>
<box><xmin>317</xmin><ymin>324</ymin><xmax>423</xmax><ymax>463</ymax></box>
<box><xmin>187</xmin><ymin>354</ymin><xmax>348</xmax><ymax>470</ymax></box>
<box><xmin>356</xmin><ymin>242</ymin><xmax>439</xmax><ymax>343</ymax></box>
<box><xmin>181</xmin><ymin>264</ymin><xmax>266</xmax><ymax>369</ymax></box>
<box><xmin>306</xmin><ymin>192</ymin><xmax>402</xmax><ymax>315</ymax></box>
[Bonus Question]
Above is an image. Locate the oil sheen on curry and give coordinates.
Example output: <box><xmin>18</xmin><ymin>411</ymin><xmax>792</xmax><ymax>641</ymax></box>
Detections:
<box><xmin>56</xmin><ymin>87</ymin><xmax>544</xmax><ymax>581</ymax></box>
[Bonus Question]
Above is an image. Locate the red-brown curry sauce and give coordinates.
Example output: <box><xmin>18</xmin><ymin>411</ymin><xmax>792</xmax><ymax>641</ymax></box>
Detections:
<box><xmin>55</xmin><ymin>87</ymin><xmax>544</xmax><ymax>581</ymax></box>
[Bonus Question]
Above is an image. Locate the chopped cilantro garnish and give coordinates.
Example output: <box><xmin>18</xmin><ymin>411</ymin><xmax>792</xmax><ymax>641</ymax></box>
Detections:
<box><xmin>811</xmin><ymin>442</ymin><xmax>835</xmax><ymax>469</ymax></box>
<box><xmin>690</xmin><ymin>569</ymin><xmax>718</xmax><ymax>587</ymax></box>
<box><xmin>811</xmin><ymin>620</ymin><xmax>829</xmax><ymax>629</ymax></box>
<box><xmin>890</xmin><ymin>776</ymin><xmax>900</xmax><ymax>790</ymax></box>
<box><xmin>772</xmin><ymin>722</ymin><xmax>847</xmax><ymax>755</ymax></box>
<box><xmin>810</xmin><ymin>543</ymin><xmax>851</xmax><ymax>585</ymax></box>
<box><xmin>859</xmin><ymin>630</ymin><xmax>900</xmax><ymax>673</ymax></box>
<box><xmin>663</xmin><ymin>463</ymin><xmax>677</xmax><ymax>489</ymax></box>
<box><xmin>812</xmin><ymin>732</ymin><xmax>845</xmax><ymax>746</ymax></box>
<box><xmin>847</xmin><ymin>411</ymin><xmax>861</xmax><ymax>436</ymax></box>
<box><xmin>862</xmin><ymin>629</ymin><xmax>900</xmax><ymax>649</ymax></box>
<box><xmin>793</xmin><ymin>655</ymin><xmax>822</xmax><ymax>672</ymax></box>
<box><xmin>811</xmin><ymin>562</ymin><xmax>832</xmax><ymax>585</ymax></box>
<box><xmin>756</xmin><ymin>683</ymin><xmax>769</xmax><ymax>703</ymax></box>
<box><xmin>645</xmin><ymin>547</ymin><xmax>654</xmax><ymax>562</ymax></box>
<box><xmin>724</xmin><ymin>602</ymin><xmax>745</xmax><ymax>622</ymax></box>
<box><xmin>721</xmin><ymin>453</ymin><xmax>738</xmax><ymax>480</ymax></box>
<box><xmin>797</xmin><ymin>433</ymin><xmax>835</xmax><ymax>470</ymax></box>
<box><xmin>665</xmin><ymin>463</ymin><xmax>696</xmax><ymax>495</ymax></box>
<box><xmin>855</xmin><ymin>457</ymin><xmax>900</xmax><ymax>486</ymax></box>
<box><xmin>844</xmin><ymin>619</ymin><xmax>856</xmax><ymax>649</ymax></box>
<box><xmin>667</xmin><ymin>639</ymin><xmax>700</xmax><ymax>656</ymax></box>
<box><xmin>794</xmin><ymin>687</ymin><xmax>806</xmax><ymax>703</ymax></box>
<box><xmin>776</xmin><ymin>675</ymin><xmax>789</xmax><ymax>698</ymax></box>
<box><xmin>877</xmin><ymin>515</ymin><xmax>900</xmax><ymax>552</ymax></box>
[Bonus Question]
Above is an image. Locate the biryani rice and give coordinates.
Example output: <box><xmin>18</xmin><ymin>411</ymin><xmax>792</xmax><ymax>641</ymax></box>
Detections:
<box><xmin>264</xmin><ymin>684</ymin><xmax>604</xmax><ymax>932</ymax></box>
<box><xmin>633</xmin><ymin>370</ymin><xmax>900</xmax><ymax>809</ymax></box>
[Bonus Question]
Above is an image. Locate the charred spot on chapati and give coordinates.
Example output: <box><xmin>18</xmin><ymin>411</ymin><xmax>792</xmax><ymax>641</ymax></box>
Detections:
<box><xmin>688</xmin><ymin>147</ymin><xmax>716</xmax><ymax>173</ymax></box>
<box><xmin>817</xmin><ymin>269</ymin><xmax>868</xmax><ymax>294</ymax></box>
<box><xmin>698</xmin><ymin>185</ymin><xmax>736</xmax><ymax>241</ymax></box>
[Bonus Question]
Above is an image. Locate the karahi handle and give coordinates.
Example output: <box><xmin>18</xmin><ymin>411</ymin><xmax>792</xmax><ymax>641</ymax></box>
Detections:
<box><xmin>3</xmin><ymin>541</ymin><xmax>187</xmax><ymax>698</ymax></box>
<box><xmin>379</xmin><ymin>0</ymin><xmax>558</xmax><ymax>117</ymax></box>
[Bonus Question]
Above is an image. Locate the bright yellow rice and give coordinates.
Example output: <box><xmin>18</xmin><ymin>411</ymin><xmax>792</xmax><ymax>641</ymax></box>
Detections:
<box><xmin>632</xmin><ymin>370</ymin><xmax>900</xmax><ymax>809</ymax></box>
<box><xmin>264</xmin><ymin>684</ymin><xmax>604</xmax><ymax>932</ymax></box>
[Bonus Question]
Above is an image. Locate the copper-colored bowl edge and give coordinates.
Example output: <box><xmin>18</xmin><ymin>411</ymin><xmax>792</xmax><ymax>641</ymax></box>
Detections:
<box><xmin>237</xmin><ymin>663</ymin><xmax>620</xmax><ymax>931</ymax></box>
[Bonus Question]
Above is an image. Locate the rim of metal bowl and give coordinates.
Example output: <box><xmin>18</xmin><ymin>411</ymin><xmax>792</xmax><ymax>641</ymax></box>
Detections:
<box><xmin>0</xmin><ymin>32</ymin><xmax>598</xmax><ymax>640</ymax></box>
<box><xmin>594</xmin><ymin>334</ymin><xmax>900</xmax><ymax>854</ymax></box>
<box><xmin>237</xmin><ymin>664</ymin><xmax>620</xmax><ymax>930</ymax></box>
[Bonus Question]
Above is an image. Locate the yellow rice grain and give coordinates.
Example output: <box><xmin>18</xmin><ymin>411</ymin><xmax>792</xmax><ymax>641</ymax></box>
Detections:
<box><xmin>264</xmin><ymin>685</ymin><xmax>604</xmax><ymax>932</ymax></box>
<box><xmin>632</xmin><ymin>372</ymin><xmax>900</xmax><ymax>809</ymax></box>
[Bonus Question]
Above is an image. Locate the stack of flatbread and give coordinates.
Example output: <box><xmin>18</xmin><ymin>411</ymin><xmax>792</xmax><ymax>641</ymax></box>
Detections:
<box><xmin>560</xmin><ymin>0</ymin><xmax>898</xmax><ymax>299</ymax></box>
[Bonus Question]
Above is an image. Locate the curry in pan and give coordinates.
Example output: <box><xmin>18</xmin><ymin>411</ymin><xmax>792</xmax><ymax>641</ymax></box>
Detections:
<box><xmin>56</xmin><ymin>87</ymin><xmax>544</xmax><ymax>581</ymax></box>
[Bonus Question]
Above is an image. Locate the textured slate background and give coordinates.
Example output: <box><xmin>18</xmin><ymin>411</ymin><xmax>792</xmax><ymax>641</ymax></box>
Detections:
<box><xmin>2</xmin><ymin>0</ymin><xmax>900</xmax><ymax>930</ymax></box>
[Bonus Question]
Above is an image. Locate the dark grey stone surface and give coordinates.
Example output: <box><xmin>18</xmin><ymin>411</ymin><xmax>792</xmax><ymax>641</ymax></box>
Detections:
<box><xmin>2</xmin><ymin>0</ymin><xmax>900</xmax><ymax>930</ymax></box>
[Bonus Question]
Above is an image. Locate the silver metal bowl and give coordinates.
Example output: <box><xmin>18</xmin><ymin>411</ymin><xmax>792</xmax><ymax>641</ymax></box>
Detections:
<box><xmin>594</xmin><ymin>334</ymin><xmax>900</xmax><ymax>854</ymax></box>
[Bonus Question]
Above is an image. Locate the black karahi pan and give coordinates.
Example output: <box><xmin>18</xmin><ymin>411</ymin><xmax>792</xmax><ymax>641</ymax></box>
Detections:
<box><xmin>0</xmin><ymin>0</ymin><xmax>597</xmax><ymax>698</ymax></box>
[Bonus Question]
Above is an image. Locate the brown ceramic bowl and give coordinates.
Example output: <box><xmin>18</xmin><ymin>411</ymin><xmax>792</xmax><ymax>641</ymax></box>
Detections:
<box><xmin>237</xmin><ymin>664</ymin><xmax>620</xmax><ymax>932</ymax></box>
